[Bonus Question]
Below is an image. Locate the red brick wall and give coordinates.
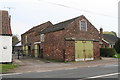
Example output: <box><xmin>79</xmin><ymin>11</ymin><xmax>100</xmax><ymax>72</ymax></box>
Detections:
<box><xmin>93</xmin><ymin>42</ymin><xmax>100</xmax><ymax>59</ymax></box>
<box><xmin>0</xmin><ymin>10</ymin><xmax>12</xmax><ymax>35</ymax></box>
<box><xmin>43</xmin><ymin>30</ymin><xmax>65</xmax><ymax>61</ymax></box>
<box><xmin>65</xmin><ymin>17</ymin><xmax>99</xmax><ymax>40</ymax></box>
<box><xmin>65</xmin><ymin>41</ymin><xmax>75</xmax><ymax>61</ymax></box>
<box><xmin>21</xmin><ymin>21</ymin><xmax>53</xmax><ymax>46</ymax></box>
<box><xmin>21</xmin><ymin>22</ymin><xmax>53</xmax><ymax>56</ymax></box>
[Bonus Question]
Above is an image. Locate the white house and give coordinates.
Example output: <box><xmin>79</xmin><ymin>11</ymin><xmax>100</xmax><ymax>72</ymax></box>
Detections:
<box><xmin>0</xmin><ymin>10</ymin><xmax>12</xmax><ymax>63</ymax></box>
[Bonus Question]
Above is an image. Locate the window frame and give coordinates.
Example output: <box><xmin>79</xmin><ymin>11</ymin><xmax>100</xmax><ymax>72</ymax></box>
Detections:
<box><xmin>40</xmin><ymin>34</ymin><xmax>45</xmax><ymax>42</ymax></box>
<box><xmin>80</xmin><ymin>20</ymin><xmax>87</xmax><ymax>31</ymax></box>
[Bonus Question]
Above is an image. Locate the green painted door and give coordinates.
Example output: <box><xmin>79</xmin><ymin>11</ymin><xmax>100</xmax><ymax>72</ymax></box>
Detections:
<box><xmin>75</xmin><ymin>41</ymin><xmax>93</xmax><ymax>61</ymax></box>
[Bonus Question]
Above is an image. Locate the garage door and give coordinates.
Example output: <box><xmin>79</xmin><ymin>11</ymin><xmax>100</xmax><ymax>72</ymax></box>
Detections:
<box><xmin>75</xmin><ymin>41</ymin><xmax>94</xmax><ymax>61</ymax></box>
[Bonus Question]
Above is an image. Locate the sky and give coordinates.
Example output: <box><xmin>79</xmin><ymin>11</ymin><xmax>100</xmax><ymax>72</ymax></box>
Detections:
<box><xmin>0</xmin><ymin>0</ymin><xmax>119</xmax><ymax>39</ymax></box>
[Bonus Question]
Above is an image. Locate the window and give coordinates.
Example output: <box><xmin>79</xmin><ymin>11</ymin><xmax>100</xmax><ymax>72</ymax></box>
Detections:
<box><xmin>40</xmin><ymin>34</ymin><xmax>45</xmax><ymax>42</ymax></box>
<box><xmin>80</xmin><ymin>21</ymin><xmax>87</xmax><ymax>31</ymax></box>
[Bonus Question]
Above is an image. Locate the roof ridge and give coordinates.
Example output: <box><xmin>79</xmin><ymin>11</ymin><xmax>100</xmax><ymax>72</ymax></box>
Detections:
<box><xmin>54</xmin><ymin>16</ymin><xmax>81</xmax><ymax>26</ymax></box>
<box><xmin>40</xmin><ymin>15</ymin><xmax>84</xmax><ymax>34</ymax></box>
<box><xmin>22</xmin><ymin>21</ymin><xmax>52</xmax><ymax>35</ymax></box>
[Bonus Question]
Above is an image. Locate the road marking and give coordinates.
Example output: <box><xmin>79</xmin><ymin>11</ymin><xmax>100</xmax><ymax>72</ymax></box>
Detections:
<box><xmin>87</xmin><ymin>73</ymin><xmax>120</xmax><ymax>79</ymax></box>
<box><xmin>2</xmin><ymin>73</ymin><xmax>22</xmax><ymax>76</ymax></box>
<box><xmin>102</xmin><ymin>64</ymin><xmax>118</xmax><ymax>68</ymax></box>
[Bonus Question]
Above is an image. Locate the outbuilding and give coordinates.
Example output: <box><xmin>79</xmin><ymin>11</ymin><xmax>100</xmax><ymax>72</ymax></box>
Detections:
<box><xmin>39</xmin><ymin>15</ymin><xmax>100</xmax><ymax>61</ymax></box>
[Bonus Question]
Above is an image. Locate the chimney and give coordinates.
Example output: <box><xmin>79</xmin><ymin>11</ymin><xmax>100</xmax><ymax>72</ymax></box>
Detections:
<box><xmin>99</xmin><ymin>28</ymin><xmax>103</xmax><ymax>41</ymax></box>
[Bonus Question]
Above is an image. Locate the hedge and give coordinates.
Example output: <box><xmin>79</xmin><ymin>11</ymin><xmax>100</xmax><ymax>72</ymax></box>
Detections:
<box><xmin>100</xmin><ymin>48</ymin><xmax>116</xmax><ymax>57</ymax></box>
<box><xmin>114</xmin><ymin>38</ymin><xmax>120</xmax><ymax>53</ymax></box>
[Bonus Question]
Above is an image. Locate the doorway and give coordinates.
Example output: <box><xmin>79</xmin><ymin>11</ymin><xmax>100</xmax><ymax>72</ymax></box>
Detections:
<box><xmin>75</xmin><ymin>41</ymin><xmax>94</xmax><ymax>61</ymax></box>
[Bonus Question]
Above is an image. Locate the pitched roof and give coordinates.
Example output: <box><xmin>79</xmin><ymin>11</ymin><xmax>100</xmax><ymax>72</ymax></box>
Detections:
<box><xmin>0</xmin><ymin>10</ymin><xmax>12</xmax><ymax>35</ymax></box>
<box><xmin>40</xmin><ymin>16</ymin><xmax>82</xmax><ymax>34</ymax></box>
<box><xmin>22</xmin><ymin>21</ymin><xmax>53</xmax><ymax>35</ymax></box>
<box><xmin>15</xmin><ymin>41</ymin><xmax>22</xmax><ymax>47</ymax></box>
<box><xmin>103</xmin><ymin>34</ymin><xmax>118</xmax><ymax>44</ymax></box>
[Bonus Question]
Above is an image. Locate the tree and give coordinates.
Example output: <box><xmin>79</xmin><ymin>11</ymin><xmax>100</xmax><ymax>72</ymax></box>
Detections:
<box><xmin>12</xmin><ymin>34</ymin><xmax>19</xmax><ymax>46</ymax></box>
<box><xmin>114</xmin><ymin>38</ymin><xmax>120</xmax><ymax>53</ymax></box>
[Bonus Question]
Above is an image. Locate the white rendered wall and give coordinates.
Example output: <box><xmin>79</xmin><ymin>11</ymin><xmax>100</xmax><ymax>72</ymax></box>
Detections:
<box><xmin>0</xmin><ymin>35</ymin><xmax>12</xmax><ymax>63</ymax></box>
<box><xmin>0</xmin><ymin>36</ymin><xmax>1</xmax><ymax>78</ymax></box>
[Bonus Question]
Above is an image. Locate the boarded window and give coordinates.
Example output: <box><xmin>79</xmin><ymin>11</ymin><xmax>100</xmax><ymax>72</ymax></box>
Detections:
<box><xmin>80</xmin><ymin>21</ymin><xmax>87</xmax><ymax>31</ymax></box>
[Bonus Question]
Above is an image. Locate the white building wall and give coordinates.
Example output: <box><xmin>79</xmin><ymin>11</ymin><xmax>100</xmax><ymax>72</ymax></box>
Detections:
<box><xmin>0</xmin><ymin>35</ymin><xmax>12</xmax><ymax>63</ymax></box>
<box><xmin>0</xmin><ymin>36</ymin><xmax>2</xmax><ymax>63</ymax></box>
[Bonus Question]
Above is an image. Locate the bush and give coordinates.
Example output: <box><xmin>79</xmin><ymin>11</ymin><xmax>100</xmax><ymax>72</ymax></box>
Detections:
<box><xmin>114</xmin><ymin>38</ymin><xmax>120</xmax><ymax>53</ymax></box>
<box><xmin>100</xmin><ymin>48</ymin><xmax>116</xmax><ymax>57</ymax></box>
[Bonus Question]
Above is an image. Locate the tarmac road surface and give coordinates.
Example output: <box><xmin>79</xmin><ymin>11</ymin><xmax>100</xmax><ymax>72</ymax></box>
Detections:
<box><xmin>2</xmin><ymin>64</ymin><xmax>119</xmax><ymax>79</ymax></box>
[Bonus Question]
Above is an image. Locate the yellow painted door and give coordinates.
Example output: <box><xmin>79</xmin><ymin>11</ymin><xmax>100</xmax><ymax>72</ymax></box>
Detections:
<box><xmin>84</xmin><ymin>41</ymin><xmax>93</xmax><ymax>60</ymax></box>
<box><xmin>75</xmin><ymin>41</ymin><xmax>84</xmax><ymax>61</ymax></box>
<box><xmin>75</xmin><ymin>41</ymin><xmax>93</xmax><ymax>61</ymax></box>
<box><xmin>25</xmin><ymin>46</ymin><xmax>28</xmax><ymax>56</ymax></box>
<box><xmin>34</xmin><ymin>44</ymin><xmax>38</xmax><ymax>57</ymax></box>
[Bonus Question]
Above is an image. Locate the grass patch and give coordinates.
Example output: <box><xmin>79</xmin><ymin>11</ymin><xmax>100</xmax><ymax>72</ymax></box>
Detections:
<box><xmin>0</xmin><ymin>63</ymin><xmax>18</xmax><ymax>73</ymax></box>
<box><xmin>113</xmin><ymin>53</ymin><xmax>120</xmax><ymax>58</ymax></box>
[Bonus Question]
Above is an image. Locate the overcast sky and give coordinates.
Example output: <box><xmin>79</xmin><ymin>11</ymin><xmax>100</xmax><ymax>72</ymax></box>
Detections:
<box><xmin>0</xmin><ymin>0</ymin><xmax>119</xmax><ymax>39</ymax></box>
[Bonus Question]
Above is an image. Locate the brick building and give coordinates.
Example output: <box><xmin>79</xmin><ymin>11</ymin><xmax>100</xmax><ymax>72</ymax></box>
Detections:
<box><xmin>99</xmin><ymin>28</ymin><xmax>118</xmax><ymax>48</ymax></box>
<box><xmin>22</xmin><ymin>15</ymin><xmax>101</xmax><ymax>61</ymax></box>
<box><xmin>21</xmin><ymin>21</ymin><xmax>53</xmax><ymax>57</ymax></box>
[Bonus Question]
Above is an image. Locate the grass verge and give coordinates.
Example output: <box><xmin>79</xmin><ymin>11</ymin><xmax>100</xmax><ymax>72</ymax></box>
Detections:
<box><xmin>113</xmin><ymin>53</ymin><xmax>120</xmax><ymax>58</ymax></box>
<box><xmin>0</xmin><ymin>63</ymin><xmax>18</xmax><ymax>73</ymax></box>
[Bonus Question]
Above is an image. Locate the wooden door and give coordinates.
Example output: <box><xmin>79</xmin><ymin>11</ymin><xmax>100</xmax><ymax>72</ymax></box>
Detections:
<box><xmin>75</xmin><ymin>41</ymin><xmax>93</xmax><ymax>61</ymax></box>
<box><xmin>34</xmin><ymin>44</ymin><xmax>38</xmax><ymax>57</ymax></box>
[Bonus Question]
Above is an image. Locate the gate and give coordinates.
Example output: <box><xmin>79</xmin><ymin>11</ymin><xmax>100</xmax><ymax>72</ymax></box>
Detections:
<box><xmin>75</xmin><ymin>41</ymin><xmax>93</xmax><ymax>61</ymax></box>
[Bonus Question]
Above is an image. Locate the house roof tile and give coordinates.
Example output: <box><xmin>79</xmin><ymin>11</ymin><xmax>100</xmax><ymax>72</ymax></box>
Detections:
<box><xmin>103</xmin><ymin>34</ymin><xmax>118</xmax><ymax>44</ymax></box>
<box><xmin>21</xmin><ymin>21</ymin><xmax>53</xmax><ymax>35</ymax></box>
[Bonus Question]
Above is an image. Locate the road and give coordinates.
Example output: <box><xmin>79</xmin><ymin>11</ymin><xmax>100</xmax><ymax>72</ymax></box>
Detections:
<box><xmin>2</xmin><ymin>64</ymin><xmax>119</xmax><ymax>79</ymax></box>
